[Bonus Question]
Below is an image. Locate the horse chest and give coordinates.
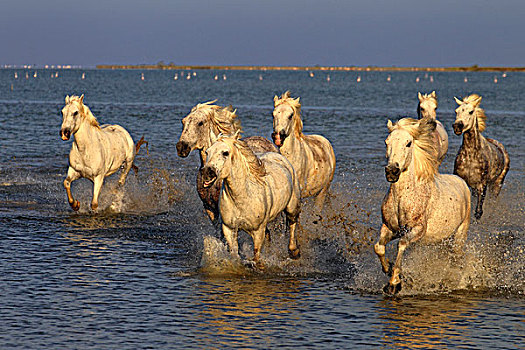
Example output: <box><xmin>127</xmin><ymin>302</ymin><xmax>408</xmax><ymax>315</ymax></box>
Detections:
<box><xmin>455</xmin><ymin>147</ymin><xmax>488</xmax><ymax>186</ymax></box>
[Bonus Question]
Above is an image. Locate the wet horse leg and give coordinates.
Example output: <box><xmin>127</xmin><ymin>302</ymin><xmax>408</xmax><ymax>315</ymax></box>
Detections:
<box><xmin>388</xmin><ymin>224</ymin><xmax>425</xmax><ymax>294</ymax></box>
<box><xmin>64</xmin><ymin>167</ymin><xmax>81</xmax><ymax>211</ymax></box>
<box><xmin>222</xmin><ymin>225</ymin><xmax>239</xmax><ymax>259</ymax></box>
<box><xmin>287</xmin><ymin>217</ymin><xmax>300</xmax><ymax>259</ymax></box>
<box><xmin>474</xmin><ymin>185</ymin><xmax>487</xmax><ymax>220</ymax></box>
<box><xmin>91</xmin><ymin>175</ymin><xmax>105</xmax><ymax>211</ymax></box>
<box><xmin>252</xmin><ymin>226</ymin><xmax>267</xmax><ymax>268</ymax></box>
<box><xmin>374</xmin><ymin>224</ymin><xmax>394</xmax><ymax>275</ymax></box>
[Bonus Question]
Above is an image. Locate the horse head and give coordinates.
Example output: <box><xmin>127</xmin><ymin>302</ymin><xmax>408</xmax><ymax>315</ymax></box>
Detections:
<box><xmin>177</xmin><ymin>101</ymin><xmax>240</xmax><ymax>158</ymax></box>
<box><xmin>417</xmin><ymin>91</ymin><xmax>438</xmax><ymax>120</ymax></box>
<box><xmin>60</xmin><ymin>94</ymin><xmax>85</xmax><ymax>141</ymax></box>
<box><xmin>201</xmin><ymin>134</ymin><xmax>238</xmax><ymax>188</ymax></box>
<box><xmin>385</xmin><ymin>118</ymin><xmax>437</xmax><ymax>183</ymax></box>
<box><xmin>453</xmin><ymin>94</ymin><xmax>485</xmax><ymax>135</ymax></box>
<box><xmin>272</xmin><ymin>91</ymin><xmax>302</xmax><ymax>147</ymax></box>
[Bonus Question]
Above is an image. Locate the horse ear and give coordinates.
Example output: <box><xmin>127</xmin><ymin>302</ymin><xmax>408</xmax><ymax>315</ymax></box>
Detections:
<box><xmin>431</xmin><ymin>91</ymin><xmax>436</xmax><ymax>98</ymax></box>
<box><xmin>473</xmin><ymin>95</ymin><xmax>482</xmax><ymax>107</ymax></box>
<box><xmin>79</xmin><ymin>94</ymin><xmax>84</xmax><ymax>105</ymax></box>
<box><xmin>454</xmin><ymin>97</ymin><xmax>463</xmax><ymax>105</ymax></box>
<box><xmin>284</xmin><ymin>91</ymin><xmax>291</xmax><ymax>98</ymax></box>
<box><xmin>387</xmin><ymin>119</ymin><xmax>394</xmax><ymax>132</ymax></box>
<box><xmin>233</xmin><ymin>130</ymin><xmax>241</xmax><ymax>140</ymax></box>
<box><xmin>65</xmin><ymin>95</ymin><xmax>70</xmax><ymax>105</ymax></box>
<box><xmin>273</xmin><ymin>95</ymin><xmax>279</xmax><ymax>106</ymax></box>
<box><xmin>418</xmin><ymin>92</ymin><xmax>423</xmax><ymax>101</ymax></box>
<box><xmin>295</xmin><ymin>97</ymin><xmax>300</xmax><ymax>104</ymax></box>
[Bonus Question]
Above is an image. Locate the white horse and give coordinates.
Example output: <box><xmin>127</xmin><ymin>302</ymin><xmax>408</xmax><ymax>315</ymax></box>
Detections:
<box><xmin>417</xmin><ymin>91</ymin><xmax>449</xmax><ymax>164</ymax></box>
<box><xmin>176</xmin><ymin>101</ymin><xmax>277</xmax><ymax>223</ymax></box>
<box><xmin>374</xmin><ymin>117</ymin><xmax>471</xmax><ymax>295</ymax></box>
<box><xmin>201</xmin><ymin>133</ymin><xmax>301</xmax><ymax>266</ymax></box>
<box><xmin>60</xmin><ymin>95</ymin><xmax>147</xmax><ymax>211</ymax></box>
<box><xmin>272</xmin><ymin>91</ymin><xmax>336</xmax><ymax>208</ymax></box>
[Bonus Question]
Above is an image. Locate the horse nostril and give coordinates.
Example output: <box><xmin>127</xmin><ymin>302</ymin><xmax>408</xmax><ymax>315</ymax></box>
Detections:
<box><xmin>176</xmin><ymin>141</ymin><xmax>190</xmax><ymax>157</ymax></box>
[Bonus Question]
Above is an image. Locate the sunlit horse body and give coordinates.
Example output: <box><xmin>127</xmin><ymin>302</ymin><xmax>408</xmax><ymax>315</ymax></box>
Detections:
<box><xmin>60</xmin><ymin>95</ymin><xmax>147</xmax><ymax>211</ymax></box>
<box><xmin>452</xmin><ymin>94</ymin><xmax>510</xmax><ymax>219</ymax></box>
<box><xmin>417</xmin><ymin>91</ymin><xmax>448</xmax><ymax>164</ymax></box>
<box><xmin>272</xmin><ymin>91</ymin><xmax>336</xmax><ymax>208</ymax></box>
<box><xmin>374</xmin><ymin>117</ymin><xmax>471</xmax><ymax>294</ymax></box>
<box><xmin>201</xmin><ymin>134</ymin><xmax>301</xmax><ymax>265</ymax></box>
<box><xmin>176</xmin><ymin>101</ymin><xmax>277</xmax><ymax>222</ymax></box>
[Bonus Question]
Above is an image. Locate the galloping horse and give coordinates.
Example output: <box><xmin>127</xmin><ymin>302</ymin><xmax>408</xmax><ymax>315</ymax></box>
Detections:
<box><xmin>452</xmin><ymin>94</ymin><xmax>510</xmax><ymax>219</ymax></box>
<box><xmin>176</xmin><ymin>101</ymin><xmax>277</xmax><ymax>222</ymax></box>
<box><xmin>272</xmin><ymin>91</ymin><xmax>336</xmax><ymax>208</ymax></box>
<box><xmin>201</xmin><ymin>133</ymin><xmax>301</xmax><ymax>266</ymax></box>
<box><xmin>417</xmin><ymin>91</ymin><xmax>449</xmax><ymax>164</ymax></box>
<box><xmin>60</xmin><ymin>95</ymin><xmax>147</xmax><ymax>211</ymax></box>
<box><xmin>374</xmin><ymin>117</ymin><xmax>471</xmax><ymax>294</ymax></box>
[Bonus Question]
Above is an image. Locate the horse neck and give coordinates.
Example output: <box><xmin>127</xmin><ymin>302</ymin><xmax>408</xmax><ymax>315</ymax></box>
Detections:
<box><xmin>198</xmin><ymin>127</ymin><xmax>220</xmax><ymax>166</ymax></box>
<box><xmin>73</xmin><ymin>119</ymin><xmax>98</xmax><ymax>152</ymax></box>
<box><xmin>462</xmin><ymin>123</ymin><xmax>483</xmax><ymax>150</ymax></box>
<box><xmin>222</xmin><ymin>158</ymin><xmax>255</xmax><ymax>202</ymax></box>
<box><xmin>281</xmin><ymin>120</ymin><xmax>302</xmax><ymax>153</ymax></box>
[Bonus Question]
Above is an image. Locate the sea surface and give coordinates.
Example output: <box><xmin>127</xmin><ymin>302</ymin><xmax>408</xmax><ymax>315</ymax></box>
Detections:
<box><xmin>1</xmin><ymin>69</ymin><xmax>524</xmax><ymax>349</ymax></box>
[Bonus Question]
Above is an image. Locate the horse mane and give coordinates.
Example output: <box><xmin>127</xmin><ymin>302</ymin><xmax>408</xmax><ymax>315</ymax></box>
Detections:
<box><xmin>392</xmin><ymin>117</ymin><xmax>438</xmax><ymax>181</ymax></box>
<box><xmin>219</xmin><ymin>135</ymin><xmax>267</xmax><ymax>183</ymax></box>
<box><xmin>462</xmin><ymin>94</ymin><xmax>487</xmax><ymax>133</ymax></box>
<box><xmin>192</xmin><ymin>100</ymin><xmax>243</xmax><ymax>135</ymax></box>
<box><xmin>68</xmin><ymin>95</ymin><xmax>100</xmax><ymax>129</ymax></box>
<box><xmin>274</xmin><ymin>91</ymin><xmax>304</xmax><ymax>138</ymax></box>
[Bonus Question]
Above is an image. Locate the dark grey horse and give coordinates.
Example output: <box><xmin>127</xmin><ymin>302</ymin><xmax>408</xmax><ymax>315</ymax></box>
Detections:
<box><xmin>452</xmin><ymin>94</ymin><xmax>510</xmax><ymax>220</ymax></box>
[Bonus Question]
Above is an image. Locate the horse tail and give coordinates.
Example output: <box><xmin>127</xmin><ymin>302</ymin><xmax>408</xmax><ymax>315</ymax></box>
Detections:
<box><xmin>135</xmin><ymin>135</ymin><xmax>149</xmax><ymax>154</ymax></box>
<box><xmin>132</xmin><ymin>136</ymin><xmax>149</xmax><ymax>175</ymax></box>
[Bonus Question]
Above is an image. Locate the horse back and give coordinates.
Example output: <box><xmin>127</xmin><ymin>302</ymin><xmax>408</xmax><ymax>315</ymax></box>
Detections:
<box><xmin>486</xmin><ymin>137</ymin><xmax>510</xmax><ymax>180</ymax></box>
<box><xmin>244</xmin><ymin>136</ymin><xmax>279</xmax><ymax>153</ymax></box>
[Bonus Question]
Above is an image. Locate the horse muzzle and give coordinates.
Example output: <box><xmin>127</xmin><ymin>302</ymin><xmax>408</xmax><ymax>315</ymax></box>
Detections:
<box><xmin>60</xmin><ymin>129</ymin><xmax>71</xmax><ymax>141</ymax></box>
<box><xmin>201</xmin><ymin>166</ymin><xmax>217</xmax><ymax>188</ymax></box>
<box><xmin>176</xmin><ymin>140</ymin><xmax>191</xmax><ymax>158</ymax></box>
<box><xmin>385</xmin><ymin>164</ymin><xmax>401</xmax><ymax>183</ymax></box>
<box><xmin>452</xmin><ymin>122</ymin><xmax>463</xmax><ymax>135</ymax></box>
<box><xmin>271</xmin><ymin>130</ymin><xmax>287</xmax><ymax>147</ymax></box>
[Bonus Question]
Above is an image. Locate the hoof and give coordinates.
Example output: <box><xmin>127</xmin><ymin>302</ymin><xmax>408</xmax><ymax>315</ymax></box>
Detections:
<box><xmin>475</xmin><ymin>210</ymin><xmax>483</xmax><ymax>220</ymax></box>
<box><xmin>91</xmin><ymin>203</ymin><xmax>98</xmax><ymax>211</ymax></box>
<box><xmin>70</xmin><ymin>200</ymin><xmax>80</xmax><ymax>211</ymax></box>
<box><xmin>383</xmin><ymin>282</ymin><xmax>402</xmax><ymax>296</ymax></box>
<box><xmin>289</xmin><ymin>248</ymin><xmax>301</xmax><ymax>260</ymax></box>
<box><xmin>243</xmin><ymin>259</ymin><xmax>264</xmax><ymax>270</ymax></box>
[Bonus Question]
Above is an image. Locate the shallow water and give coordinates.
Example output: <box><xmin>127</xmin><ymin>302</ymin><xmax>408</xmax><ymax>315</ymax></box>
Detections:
<box><xmin>0</xmin><ymin>69</ymin><xmax>524</xmax><ymax>349</ymax></box>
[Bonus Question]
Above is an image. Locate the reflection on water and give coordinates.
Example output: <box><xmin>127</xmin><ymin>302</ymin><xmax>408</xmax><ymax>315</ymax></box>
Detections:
<box><xmin>191</xmin><ymin>277</ymin><xmax>302</xmax><ymax>348</ymax></box>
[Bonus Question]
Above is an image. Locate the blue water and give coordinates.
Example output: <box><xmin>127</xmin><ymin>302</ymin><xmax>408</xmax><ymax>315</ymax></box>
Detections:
<box><xmin>1</xmin><ymin>69</ymin><xmax>524</xmax><ymax>349</ymax></box>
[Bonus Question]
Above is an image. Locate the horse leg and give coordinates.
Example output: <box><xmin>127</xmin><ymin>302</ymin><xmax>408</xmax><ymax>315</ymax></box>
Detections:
<box><xmin>91</xmin><ymin>175</ymin><xmax>105</xmax><ymax>211</ymax></box>
<box><xmin>314</xmin><ymin>185</ymin><xmax>330</xmax><ymax>211</ymax></box>
<box><xmin>222</xmin><ymin>224</ymin><xmax>239</xmax><ymax>259</ymax></box>
<box><xmin>387</xmin><ymin>224</ymin><xmax>425</xmax><ymax>294</ymax></box>
<box><xmin>118</xmin><ymin>160</ymin><xmax>133</xmax><ymax>187</ymax></box>
<box><xmin>287</xmin><ymin>217</ymin><xmax>300</xmax><ymax>259</ymax></box>
<box><xmin>64</xmin><ymin>167</ymin><xmax>81</xmax><ymax>211</ymax></box>
<box><xmin>252</xmin><ymin>226</ymin><xmax>267</xmax><ymax>268</ymax></box>
<box><xmin>474</xmin><ymin>185</ymin><xmax>487</xmax><ymax>220</ymax></box>
<box><xmin>374</xmin><ymin>224</ymin><xmax>394</xmax><ymax>275</ymax></box>
<box><xmin>452</xmin><ymin>212</ymin><xmax>470</xmax><ymax>258</ymax></box>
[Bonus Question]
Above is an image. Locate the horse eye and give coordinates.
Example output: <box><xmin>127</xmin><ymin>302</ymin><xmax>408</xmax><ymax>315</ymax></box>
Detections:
<box><xmin>469</xmin><ymin>110</ymin><xmax>474</xmax><ymax>115</ymax></box>
<box><xmin>222</xmin><ymin>151</ymin><xmax>229</xmax><ymax>157</ymax></box>
<box><xmin>407</xmin><ymin>141</ymin><xmax>412</xmax><ymax>147</ymax></box>
<box><xmin>73</xmin><ymin>111</ymin><xmax>79</xmax><ymax>116</ymax></box>
<box><xmin>420</xmin><ymin>107</ymin><xmax>425</xmax><ymax>111</ymax></box>
<box><xmin>197</xmin><ymin>121</ymin><xmax>204</xmax><ymax>126</ymax></box>
<box><xmin>288</xmin><ymin>114</ymin><xmax>293</xmax><ymax>120</ymax></box>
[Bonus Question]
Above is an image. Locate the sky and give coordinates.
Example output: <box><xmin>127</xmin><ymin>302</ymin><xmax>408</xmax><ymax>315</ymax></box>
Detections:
<box><xmin>1</xmin><ymin>0</ymin><xmax>524</xmax><ymax>67</ymax></box>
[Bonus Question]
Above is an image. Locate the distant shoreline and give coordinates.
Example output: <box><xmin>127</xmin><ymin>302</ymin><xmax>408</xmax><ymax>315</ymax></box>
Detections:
<box><xmin>95</xmin><ymin>64</ymin><xmax>525</xmax><ymax>72</ymax></box>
